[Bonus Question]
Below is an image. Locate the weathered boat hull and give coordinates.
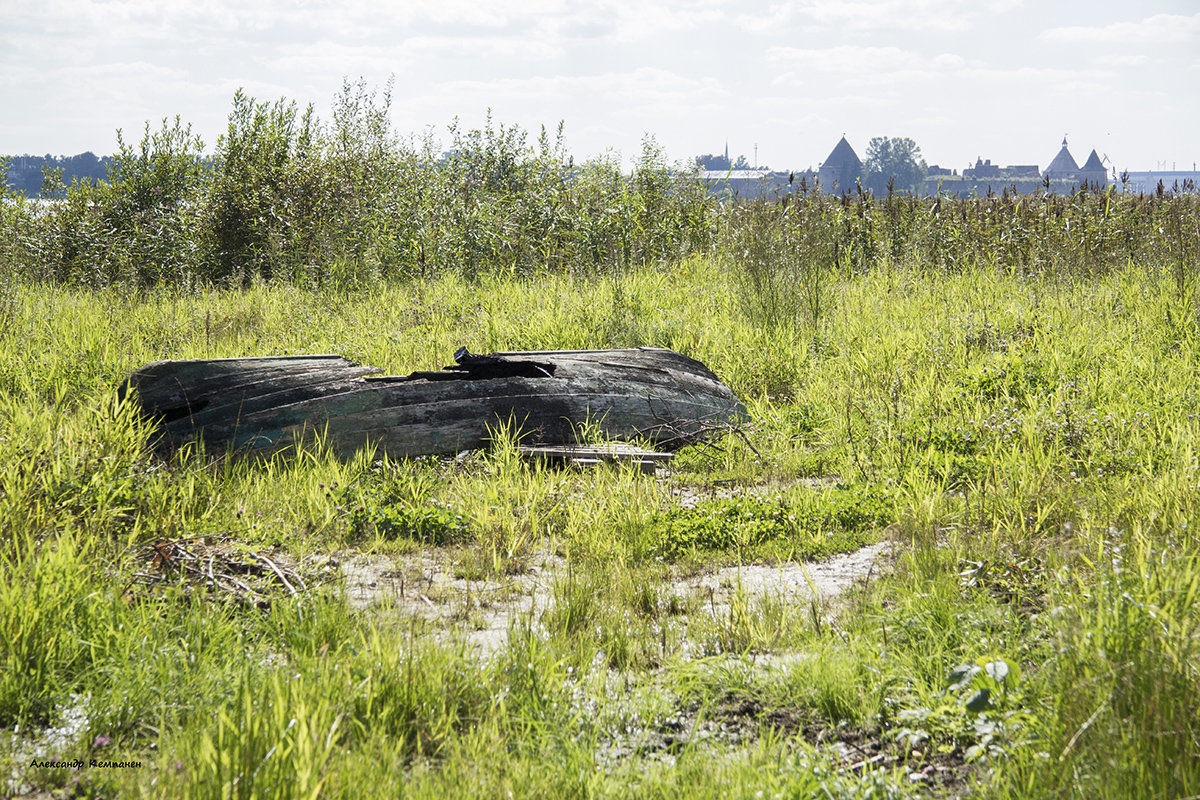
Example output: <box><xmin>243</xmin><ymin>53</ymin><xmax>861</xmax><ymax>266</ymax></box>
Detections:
<box><xmin>120</xmin><ymin>347</ymin><xmax>747</xmax><ymax>459</ymax></box>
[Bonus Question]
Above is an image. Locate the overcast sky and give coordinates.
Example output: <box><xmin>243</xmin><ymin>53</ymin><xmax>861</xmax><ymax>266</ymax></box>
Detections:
<box><xmin>3</xmin><ymin>0</ymin><xmax>1197</xmax><ymax>173</ymax></box>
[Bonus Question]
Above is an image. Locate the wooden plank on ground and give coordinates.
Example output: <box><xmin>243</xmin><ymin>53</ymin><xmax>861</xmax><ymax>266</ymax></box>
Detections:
<box><xmin>517</xmin><ymin>443</ymin><xmax>673</xmax><ymax>475</ymax></box>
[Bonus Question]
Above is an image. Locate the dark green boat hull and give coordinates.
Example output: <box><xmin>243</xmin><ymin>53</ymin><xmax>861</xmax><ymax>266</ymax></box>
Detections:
<box><xmin>120</xmin><ymin>347</ymin><xmax>747</xmax><ymax>458</ymax></box>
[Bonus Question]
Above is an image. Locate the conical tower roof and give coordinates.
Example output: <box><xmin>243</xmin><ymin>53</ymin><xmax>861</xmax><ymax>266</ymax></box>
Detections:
<box><xmin>1081</xmin><ymin>149</ymin><xmax>1105</xmax><ymax>171</ymax></box>
<box><xmin>822</xmin><ymin>136</ymin><xmax>861</xmax><ymax>171</ymax></box>
<box><xmin>1045</xmin><ymin>136</ymin><xmax>1078</xmax><ymax>176</ymax></box>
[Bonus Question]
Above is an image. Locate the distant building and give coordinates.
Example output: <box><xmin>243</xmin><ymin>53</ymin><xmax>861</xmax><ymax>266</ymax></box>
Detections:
<box><xmin>966</xmin><ymin>158</ymin><xmax>1001</xmax><ymax>179</ymax></box>
<box><xmin>1043</xmin><ymin>137</ymin><xmax>1107</xmax><ymax>188</ymax></box>
<box><xmin>925</xmin><ymin>137</ymin><xmax>1109</xmax><ymax>196</ymax></box>
<box><xmin>697</xmin><ymin>169</ymin><xmax>813</xmax><ymax>200</ymax></box>
<box><xmin>692</xmin><ymin>134</ymin><xmax>1173</xmax><ymax>201</ymax></box>
<box><xmin>1119</xmin><ymin>171</ymin><xmax>1200</xmax><ymax>194</ymax></box>
<box><xmin>1043</xmin><ymin>137</ymin><xmax>1080</xmax><ymax>181</ymax></box>
<box><xmin>963</xmin><ymin>158</ymin><xmax>1038</xmax><ymax>180</ymax></box>
<box><xmin>1078</xmin><ymin>149</ymin><xmax>1107</xmax><ymax>186</ymax></box>
<box><xmin>818</xmin><ymin>136</ymin><xmax>862</xmax><ymax>191</ymax></box>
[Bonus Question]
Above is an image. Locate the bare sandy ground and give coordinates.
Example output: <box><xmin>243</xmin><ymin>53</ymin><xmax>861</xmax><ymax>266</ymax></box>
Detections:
<box><xmin>335</xmin><ymin>539</ymin><xmax>895</xmax><ymax>654</ymax></box>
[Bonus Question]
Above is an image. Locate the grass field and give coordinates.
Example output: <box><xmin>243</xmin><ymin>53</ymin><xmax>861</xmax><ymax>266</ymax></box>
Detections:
<box><xmin>2</xmin><ymin>250</ymin><xmax>1199</xmax><ymax>798</ymax></box>
<box><xmin>2</xmin><ymin>91</ymin><xmax>1198</xmax><ymax>796</ymax></box>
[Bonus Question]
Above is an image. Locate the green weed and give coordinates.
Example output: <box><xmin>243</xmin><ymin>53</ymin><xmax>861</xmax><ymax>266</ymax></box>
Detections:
<box><xmin>649</xmin><ymin>487</ymin><xmax>891</xmax><ymax>561</ymax></box>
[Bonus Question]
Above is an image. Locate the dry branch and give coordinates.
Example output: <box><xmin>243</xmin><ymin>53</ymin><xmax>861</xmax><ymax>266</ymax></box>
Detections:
<box><xmin>119</xmin><ymin>536</ymin><xmax>316</xmax><ymax>610</ymax></box>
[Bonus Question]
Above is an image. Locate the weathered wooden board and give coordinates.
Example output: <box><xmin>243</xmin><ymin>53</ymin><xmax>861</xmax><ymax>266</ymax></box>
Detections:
<box><xmin>518</xmin><ymin>443</ymin><xmax>673</xmax><ymax>475</ymax></box>
<box><xmin>120</xmin><ymin>347</ymin><xmax>747</xmax><ymax>459</ymax></box>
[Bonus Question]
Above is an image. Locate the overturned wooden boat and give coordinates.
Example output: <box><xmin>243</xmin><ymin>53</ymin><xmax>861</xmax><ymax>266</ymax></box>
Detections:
<box><xmin>120</xmin><ymin>347</ymin><xmax>748</xmax><ymax>459</ymax></box>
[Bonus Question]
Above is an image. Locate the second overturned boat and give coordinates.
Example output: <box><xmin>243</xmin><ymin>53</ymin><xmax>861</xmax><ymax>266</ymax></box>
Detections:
<box><xmin>120</xmin><ymin>346</ymin><xmax>748</xmax><ymax>459</ymax></box>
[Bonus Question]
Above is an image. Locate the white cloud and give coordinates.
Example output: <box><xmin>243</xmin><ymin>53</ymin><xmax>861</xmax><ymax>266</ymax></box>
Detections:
<box><xmin>261</xmin><ymin>32</ymin><xmax>565</xmax><ymax>86</ymax></box>
<box><xmin>732</xmin><ymin>4</ymin><xmax>793</xmax><ymax>34</ymax></box>
<box><xmin>767</xmin><ymin>45</ymin><xmax>933</xmax><ymax>73</ymax></box>
<box><xmin>930</xmin><ymin>53</ymin><xmax>967</xmax><ymax>69</ymax></box>
<box><xmin>608</xmin><ymin>0</ymin><xmax>730</xmax><ymax>41</ymax></box>
<box><xmin>439</xmin><ymin>67</ymin><xmax>728</xmax><ymax>109</ymax></box>
<box><xmin>1</xmin><ymin>0</ymin><xmax>1196</xmax><ymax>170</ymax></box>
<box><xmin>767</xmin><ymin>44</ymin><xmax>1110</xmax><ymax>100</ymax></box>
<box><xmin>770</xmin><ymin>70</ymin><xmax>803</xmax><ymax>87</ymax></box>
<box><xmin>958</xmin><ymin>65</ymin><xmax>1107</xmax><ymax>86</ymax></box>
<box><xmin>56</xmin><ymin>60</ymin><xmax>187</xmax><ymax>82</ymax></box>
<box><xmin>788</xmin><ymin>0</ymin><xmax>979</xmax><ymax>32</ymax></box>
<box><xmin>8</xmin><ymin>0</ymin><xmax>545</xmax><ymax>45</ymax></box>
<box><xmin>403</xmin><ymin>35</ymin><xmax>565</xmax><ymax>61</ymax></box>
<box><xmin>1094</xmin><ymin>54</ymin><xmax>1150</xmax><ymax>67</ymax></box>
<box><xmin>1041</xmin><ymin>13</ymin><xmax>1200</xmax><ymax>44</ymax></box>
<box><xmin>529</xmin><ymin>0</ymin><xmax>732</xmax><ymax>44</ymax></box>
<box><xmin>265</xmin><ymin>42</ymin><xmax>413</xmax><ymax>78</ymax></box>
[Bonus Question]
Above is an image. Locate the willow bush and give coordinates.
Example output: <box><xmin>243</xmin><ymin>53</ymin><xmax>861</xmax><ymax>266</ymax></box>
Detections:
<box><xmin>1</xmin><ymin>82</ymin><xmax>716</xmax><ymax>288</ymax></box>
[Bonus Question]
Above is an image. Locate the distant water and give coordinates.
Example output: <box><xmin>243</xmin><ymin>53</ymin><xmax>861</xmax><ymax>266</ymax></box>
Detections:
<box><xmin>2</xmin><ymin>197</ymin><xmax>66</xmax><ymax>213</ymax></box>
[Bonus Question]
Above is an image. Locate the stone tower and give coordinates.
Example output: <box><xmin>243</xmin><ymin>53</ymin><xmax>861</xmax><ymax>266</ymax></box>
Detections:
<box><xmin>818</xmin><ymin>136</ymin><xmax>862</xmax><ymax>191</ymax></box>
<box><xmin>1044</xmin><ymin>136</ymin><xmax>1080</xmax><ymax>181</ymax></box>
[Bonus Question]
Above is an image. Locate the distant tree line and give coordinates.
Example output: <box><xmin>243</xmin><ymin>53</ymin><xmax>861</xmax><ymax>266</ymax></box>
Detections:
<box><xmin>2</xmin><ymin>152</ymin><xmax>115</xmax><ymax>197</ymax></box>
<box><xmin>862</xmin><ymin>136</ymin><xmax>926</xmax><ymax>196</ymax></box>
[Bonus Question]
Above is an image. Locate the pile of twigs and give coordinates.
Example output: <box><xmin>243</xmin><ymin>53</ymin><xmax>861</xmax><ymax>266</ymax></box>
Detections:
<box><xmin>120</xmin><ymin>535</ymin><xmax>312</xmax><ymax>609</ymax></box>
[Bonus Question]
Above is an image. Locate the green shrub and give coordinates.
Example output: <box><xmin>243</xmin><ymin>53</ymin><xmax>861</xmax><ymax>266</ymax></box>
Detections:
<box><xmin>46</xmin><ymin>117</ymin><xmax>207</xmax><ymax>286</ymax></box>
<box><xmin>202</xmin><ymin>91</ymin><xmax>326</xmax><ymax>284</ymax></box>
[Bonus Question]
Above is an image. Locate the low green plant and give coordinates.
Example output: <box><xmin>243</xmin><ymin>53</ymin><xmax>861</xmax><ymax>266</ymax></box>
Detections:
<box><xmin>720</xmin><ymin>191</ymin><xmax>842</xmax><ymax>336</ymax></box>
<box><xmin>701</xmin><ymin>584</ymin><xmax>809</xmax><ymax>655</ymax></box>
<box><xmin>348</xmin><ymin>498</ymin><xmax>469</xmax><ymax>545</ymax></box>
<box><xmin>649</xmin><ymin>486</ymin><xmax>892</xmax><ymax>561</ymax></box>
